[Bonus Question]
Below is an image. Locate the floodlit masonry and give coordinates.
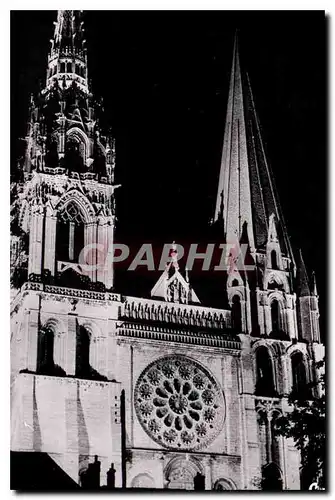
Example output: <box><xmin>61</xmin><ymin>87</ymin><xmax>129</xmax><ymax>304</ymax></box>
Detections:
<box><xmin>10</xmin><ymin>11</ymin><xmax>324</xmax><ymax>490</ymax></box>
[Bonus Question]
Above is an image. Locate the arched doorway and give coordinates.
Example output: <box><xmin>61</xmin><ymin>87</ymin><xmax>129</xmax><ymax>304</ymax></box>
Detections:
<box><xmin>261</xmin><ymin>463</ymin><xmax>283</xmax><ymax>491</ymax></box>
<box><xmin>213</xmin><ymin>478</ymin><xmax>236</xmax><ymax>490</ymax></box>
<box><xmin>131</xmin><ymin>473</ymin><xmax>155</xmax><ymax>489</ymax></box>
<box><xmin>165</xmin><ymin>458</ymin><xmax>202</xmax><ymax>490</ymax></box>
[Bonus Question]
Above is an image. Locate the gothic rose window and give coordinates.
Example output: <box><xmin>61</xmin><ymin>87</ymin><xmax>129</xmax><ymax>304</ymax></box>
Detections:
<box><xmin>134</xmin><ymin>355</ymin><xmax>225</xmax><ymax>451</ymax></box>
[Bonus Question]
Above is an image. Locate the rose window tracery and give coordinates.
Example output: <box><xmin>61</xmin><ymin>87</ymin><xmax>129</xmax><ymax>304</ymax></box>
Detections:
<box><xmin>134</xmin><ymin>355</ymin><xmax>225</xmax><ymax>450</ymax></box>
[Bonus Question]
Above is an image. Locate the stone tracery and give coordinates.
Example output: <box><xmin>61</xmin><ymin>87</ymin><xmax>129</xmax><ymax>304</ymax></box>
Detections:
<box><xmin>134</xmin><ymin>355</ymin><xmax>225</xmax><ymax>451</ymax></box>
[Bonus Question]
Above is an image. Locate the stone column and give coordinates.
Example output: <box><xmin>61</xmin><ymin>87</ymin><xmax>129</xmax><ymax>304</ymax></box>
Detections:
<box><xmin>28</xmin><ymin>204</ymin><xmax>44</xmax><ymax>277</ymax></box>
<box><xmin>245</xmin><ymin>285</ymin><xmax>252</xmax><ymax>334</ymax></box>
<box><xmin>256</xmin><ymin>289</ymin><xmax>266</xmax><ymax>335</ymax></box>
<box><xmin>266</xmin><ymin>414</ymin><xmax>273</xmax><ymax>464</ymax></box>
<box><xmin>264</xmin><ymin>300</ymin><xmax>272</xmax><ymax>335</ymax></box>
<box><xmin>106</xmin><ymin>220</ymin><xmax>115</xmax><ymax>289</ymax></box>
<box><xmin>27</xmin><ymin>309</ymin><xmax>39</xmax><ymax>372</ymax></box>
<box><xmin>278</xmin><ymin>435</ymin><xmax>287</xmax><ymax>490</ymax></box>
<box><xmin>96</xmin><ymin>217</ymin><xmax>108</xmax><ymax>286</ymax></box>
<box><xmin>43</xmin><ymin>212</ymin><xmax>57</xmax><ymax>275</ymax></box>
<box><xmin>66</xmin><ymin>313</ymin><xmax>77</xmax><ymax>376</ymax></box>
<box><xmin>107</xmin><ymin>319</ymin><xmax>118</xmax><ymax>381</ymax></box>
<box><xmin>286</xmin><ymin>295</ymin><xmax>296</xmax><ymax>339</ymax></box>
<box><xmin>68</xmin><ymin>222</ymin><xmax>75</xmax><ymax>262</ymax></box>
<box><xmin>84</xmin><ymin>222</ymin><xmax>97</xmax><ymax>283</ymax></box>
<box><xmin>204</xmin><ymin>458</ymin><xmax>212</xmax><ymax>490</ymax></box>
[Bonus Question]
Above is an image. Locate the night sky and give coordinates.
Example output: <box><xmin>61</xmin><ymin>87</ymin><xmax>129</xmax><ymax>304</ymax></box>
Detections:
<box><xmin>11</xmin><ymin>11</ymin><xmax>326</xmax><ymax>335</ymax></box>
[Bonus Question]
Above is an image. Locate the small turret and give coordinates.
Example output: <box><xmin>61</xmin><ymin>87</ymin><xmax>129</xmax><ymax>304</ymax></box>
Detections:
<box><xmin>296</xmin><ymin>250</ymin><xmax>320</xmax><ymax>343</ymax></box>
<box><xmin>297</xmin><ymin>249</ymin><xmax>311</xmax><ymax>297</ymax></box>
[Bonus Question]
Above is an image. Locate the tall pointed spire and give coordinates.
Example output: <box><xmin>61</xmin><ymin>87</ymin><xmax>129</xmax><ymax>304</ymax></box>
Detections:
<box><xmin>47</xmin><ymin>10</ymin><xmax>88</xmax><ymax>93</ymax></box>
<box><xmin>214</xmin><ymin>32</ymin><xmax>255</xmax><ymax>250</ymax></box>
<box><xmin>214</xmin><ymin>33</ymin><xmax>293</xmax><ymax>261</ymax></box>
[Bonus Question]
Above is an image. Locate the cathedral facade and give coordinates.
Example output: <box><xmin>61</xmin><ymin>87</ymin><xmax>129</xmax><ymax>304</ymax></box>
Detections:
<box><xmin>10</xmin><ymin>11</ymin><xmax>324</xmax><ymax>490</ymax></box>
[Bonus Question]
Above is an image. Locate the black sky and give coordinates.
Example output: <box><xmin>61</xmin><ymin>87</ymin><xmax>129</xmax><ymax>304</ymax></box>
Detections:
<box><xmin>11</xmin><ymin>11</ymin><xmax>326</xmax><ymax>334</ymax></box>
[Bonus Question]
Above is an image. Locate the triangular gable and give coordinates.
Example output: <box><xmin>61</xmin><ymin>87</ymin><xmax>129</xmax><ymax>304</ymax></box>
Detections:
<box><xmin>151</xmin><ymin>266</ymin><xmax>200</xmax><ymax>304</ymax></box>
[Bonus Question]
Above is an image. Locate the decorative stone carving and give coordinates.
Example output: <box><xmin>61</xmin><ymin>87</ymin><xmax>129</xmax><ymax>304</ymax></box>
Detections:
<box><xmin>134</xmin><ymin>355</ymin><xmax>225</xmax><ymax>451</ymax></box>
<box><xmin>121</xmin><ymin>298</ymin><xmax>230</xmax><ymax>330</ymax></box>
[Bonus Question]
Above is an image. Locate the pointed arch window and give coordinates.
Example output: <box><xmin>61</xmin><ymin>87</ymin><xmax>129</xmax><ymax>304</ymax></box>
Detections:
<box><xmin>66</xmin><ymin>62</ymin><xmax>72</xmax><ymax>73</ymax></box>
<box><xmin>231</xmin><ymin>295</ymin><xmax>242</xmax><ymax>332</ymax></box>
<box><xmin>56</xmin><ymin>201</ymin><xmax>85</xmax><ymax>263</ymax></box>
<box><xmin>76</xmin><ymin>325</ymin><xmax>91</xmax><ymax>378</ymax></box>
<box><xmin>271</xmin><ymin>299</ymin><xmax>281</xmax><ymax>332</ymax></box>
<box><xmin>291</xmin><ymin>351</ymin><xmax>310</xmax><ymax>397</ymax></box>
<box><xmin>271</xmin><ymin>250</ymin><xmax>278</xmax><ymax>270</ymax></box>
<box><xmin>65</xmin><ymin>138</ymin><xmax>85</xmax><ymax>171</ymax></box>
<box><xmin>75</xmin><ymin>325</ymin><xmax>106</xmax><ymax>381</ymax></box>
<box><xmin>255</xmin><ymin>347</ymin><xmax>276</xmax><ymax>397</ymax></box>
<box><xmin>37</xmin><ymin>326</ymin><xmax>54</xmax><ymax>374</ymax></box>
<box><xmin>65</xmin><ymin>129</ymin><xmax>88</xmax><ymax>171</ymax></box>
<box><xmin>270</xmin><ymin>414</ymin><xmax>281</xmax><ymax>468</ymax></box>
<box><xmin>60</xmin><ymin>62</ymin><xmax>65</xmax><ymax>73</ymax></box>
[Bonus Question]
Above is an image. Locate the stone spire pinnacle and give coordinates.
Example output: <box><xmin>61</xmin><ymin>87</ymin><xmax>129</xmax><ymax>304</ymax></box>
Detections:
<box><xmin>46</xmin><ymin>10</ymin><xmax>88</xmax><ymax>93</ymax></box>
<box><xmin>311</xmin><ymin>270</ymin><xmax>318</xmax><ymax>297</ymax></box>
<box><xmin>214</xmin><ymin>33</ymin><xmax>293</xmax><ymax>262</ymax></box>
<box><xmin>297</xmin><ymin>249</ymin><xmax>311</xmax><ymax>297</ymax></box>
<box><xmin>166</xmin><ymin>241</ymin><xmax>180</xmax><ymax>272</ymax></box>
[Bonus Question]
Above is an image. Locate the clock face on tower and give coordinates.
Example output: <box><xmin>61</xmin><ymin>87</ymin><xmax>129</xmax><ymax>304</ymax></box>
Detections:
<box><xmin>134</xmin><ymin>355</ymin><xmax>225</xmax><ymax>451</ymax></box>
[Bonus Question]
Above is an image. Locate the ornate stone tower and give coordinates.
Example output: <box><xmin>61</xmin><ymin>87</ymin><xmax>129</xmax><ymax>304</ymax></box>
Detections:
<box><xmin>11</xmin><ymin>10</ymin><xmax>122</xmax><ymax>488</ymax></box>
<box><xmin>213</xmin><ymin>33</ymin><xmax>322</xmax><ymax>346</ymax></box>
<box><xmin>11</xmin><ymin>10</ymin><xmax>117</xmax><ymax>293</ymax></box>
<box><xmin>213</xmin><ymin>33</ymin><xmax>324</xmax><ymax>490</ymax></box>
<box><xmin>214</xmin><ymin>35</ymin><xmax>299</xmax><ymax>340</ymax></box>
